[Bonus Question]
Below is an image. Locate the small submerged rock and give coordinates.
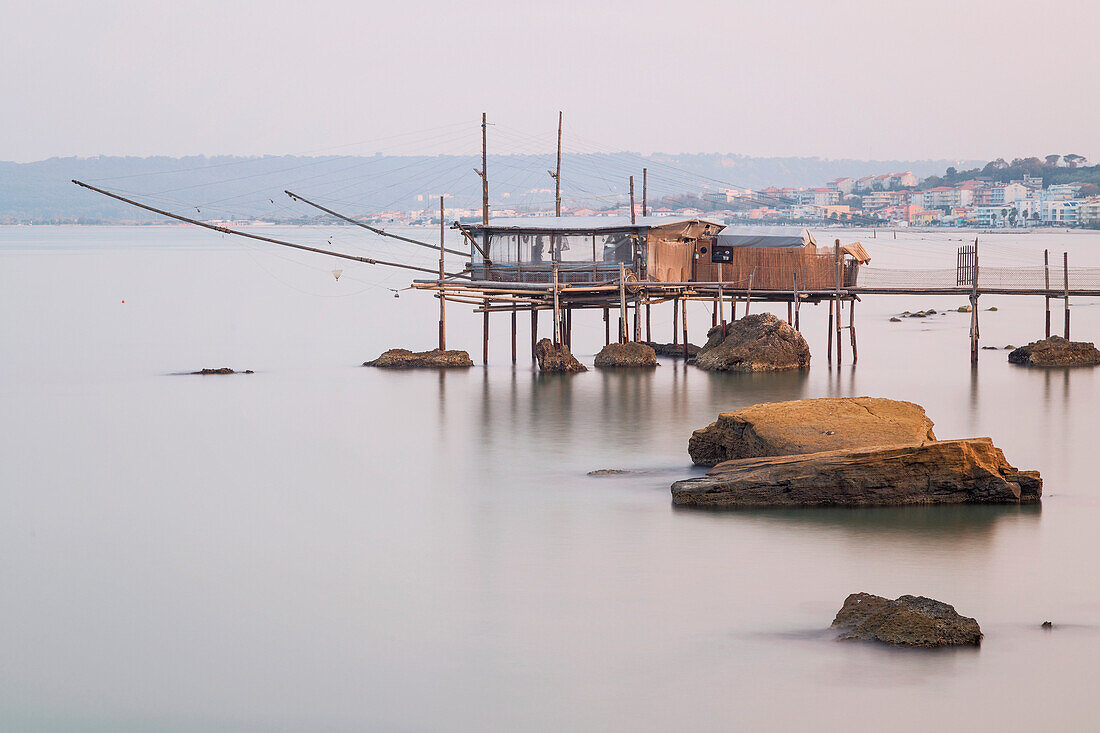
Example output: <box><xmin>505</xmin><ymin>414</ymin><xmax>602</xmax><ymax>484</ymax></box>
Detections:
<box><xmin>364</xmin><ymin>348</ymin><xmax>474</xmax><ymax>368</ymax></box>
<box><xmin>587</xmin><ymin>469</ymin><xmax>634</xmax><ymax>476</ymax></box>
<box><xmin>594</xmin><ymin>342</ymin><xmax>657</xmax><ymax>368</ymax></box>
<box><xmin>957</xmin><ymin>305</ymin><xmax>972</xmax><ymax>313</ymax></box>
<box><xmin>831</xmin><ymin>593</ymin><xmax>982</xmax><ymax>647</ymax></box>
<box><xmin>645</xmin><ymin>341</ymin><xmax>701</xmax><ymax>358</ymax></box>
<box><xmin>1041</xmin><ymin>621</ymin><xmax>1053</xmax><ymax>629</ymax></box>
<box><xmin>534</xmin><ymin>338</ymin><xmax>586</xmax><ymax>373</ymax></box>
<box><xmin>693</xmin><ymin>313</ymin><xmax>810</xmax><ymax>372</ymax></box>
<box><xmin>1008</xmin><ymin>336</ymin><xmax>1100</xmax><ymax>367</ymax></box>
<box><xmin>988</xmin><ymin>306</ymin><xmax>999</xmax><ymax>311</ymax></box>
<box><xmin>889</xmin><ymin>317</ymin><xmax>902</xmax><ymax>323</ymax></box>
<box><xmin>192</xmin><ymin>367</ymin><xmax>253</xmax><ymax>375</ymax></box>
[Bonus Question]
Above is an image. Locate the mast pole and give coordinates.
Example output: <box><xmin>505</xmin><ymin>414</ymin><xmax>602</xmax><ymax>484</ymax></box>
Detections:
<box><xmin>555</xmin><ymin>111</ymin><xmax>562</xmax><ymax>217</ymax></box>
<box><xmin>629</xmin><ymin>176</ymin><xmax>636</xmax><ymax>225</ymax></box>
<box><xmin>642</xmin><ymin>168</ymin><xmax>647</xmax><ymax>217</ymax></box>
<box><xmin>481</xmin><ymin>112</ymin><xmax>489</xmax><ymax>225</ymax></box>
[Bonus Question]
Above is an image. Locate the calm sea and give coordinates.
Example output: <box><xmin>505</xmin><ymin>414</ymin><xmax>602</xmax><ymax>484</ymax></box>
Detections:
<box><xmin>1</xmin><ymin>225</ymin><xmax>1098</xmax><ymax>731</ymax></box>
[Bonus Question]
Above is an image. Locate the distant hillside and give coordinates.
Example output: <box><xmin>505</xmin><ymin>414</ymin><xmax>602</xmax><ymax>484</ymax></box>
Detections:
<box><xmin>0</xmin><ymin>153</ymin><xmax>976</xmax><ymax>223</ymax></box>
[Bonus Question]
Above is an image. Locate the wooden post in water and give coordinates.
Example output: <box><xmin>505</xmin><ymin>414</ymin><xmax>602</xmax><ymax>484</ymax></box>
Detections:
<box><xmin>552</xmin><ymin>262</ymin><xmax>562</xmax><ymax>346</ymax></box>
<box><xmin>827</xmin><ymin>299</ymin><xmax>834</xmax><ymax>365</ymax></box>
<box><xmin>511</xmin><ymin>305</ymin><xmax>517</xmax><ymax>364</ymax></box>
<box><xmin>633</xmin><ymin>297</ymin><xmax>641</xmax><ymax>342</ymax></box>
<box><xmin>530</xmin><ymin>307</ymin><xmax>538</xmax><ymax>360</ymax></box>
<box><xmin>603</xmin><ymin>307</ymin><xmax>610</xmax><ymax>345</ymax></box>
<box><xmin>438</xmin><ymin>196</ymin><xmax>446</xmax><ymax>350</ymax></box>
<box><xmin>970</xmin><ymin>237</ymin><xmax>980</xmax><ymax>365</ymax></box>
<box><xmin>787</xmin><ymin>301</ymin><xmax>792</xmax><ymax>325</ymax></box>
<box><xmin>480</xmin><ymin>113</ymin><xmax>489</xmax><ymax>225</ymax></box>
<box><xmin>645</xmin><ymin>299</ymin><xmax>652</xmax><ymax>342</ymax></box>
<box><xmin>834</xmin><ymin>240</ymin><xmax>842</xmax><ymax>365</ymax></box>
<box><xmin>673</xmin><ymin>296</ymin><xmax>679</xmax><ymax>345</ymax></box>
<box><xmin>849</xmin><ymin>298</ymin><xmax>858</xmax><ymax>363</ymax></box>
<box><xmin>1044</xmin><ymin>249</ymin><xmax>1051</xmax><ymax>338</ymax></box>
<box><xmin>682</xmin><ymin>297</ymin><xmax>689</xmax><ymax>359</ymax></box>
<box><xmin>642</xmin><ymin>168</ymin><xmax>648</xmax><ymax>217</ymax></box>
<box><xmin>793</xmin><ymin>273</ymin><xmax>800</xmax><ymax>332</ymax></box>
<box><xmin>1064</xmin><ymin>251</ymin><xmax>1070</xmax><ymax>339</ymax></box>
<box><xmin>619</xmin><ymin>263</ymin><xmax>628</xmax><ymax>343</ymax></box>
<box><xmin>483</xmin><ymin>301</ymin><xmax>489</xmax><ymax>365</ymax></box>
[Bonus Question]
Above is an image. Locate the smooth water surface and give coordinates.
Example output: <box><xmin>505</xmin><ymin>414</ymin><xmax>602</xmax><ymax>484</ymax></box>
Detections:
<box><xmin>1</xmin><ymin>226</ymin><xmax>1098</xmax><ymax>731</ymax></box>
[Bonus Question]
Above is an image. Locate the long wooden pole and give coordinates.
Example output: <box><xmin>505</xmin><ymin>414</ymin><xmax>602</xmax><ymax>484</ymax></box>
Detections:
<box><xmin>511</xmin><ymin>305</ymin><xmax>517</xmax><ymax>364</ymax></box>
<box><xmin>1044</xmin><ymin>249</ymin><xmax>1051</xmax><ymax>338</ymax></box>
<box><xmin>554</xmin><ymin>111</ymin><xmax>562</xmax><ymax>217</ymax></box>
<box><xmin>673</xmin><ymin>296</ymin><xmax>679</xmax><ymax>345</ymax></box>
<box><xmin>553</xmin><ymin>262</ymin><xmax>562</xmax><ymax>345</ymax></box>
<box><xmin>642</xmin><ymin>168</ymin><xmax>648</xmax><ymax>217</ymax></box>
<box><xmin>483</xmin><ymin>300</ymin><xmax>489</xmax><ymax>365</ymax></box>
<box><xmin>72</xmin><ymin>180</ymin><xmax>460</xmax><ymax>277</ymax></box>
<box><xmin>439</xmin><ymin>196</ymin><xmax>446</xmax><ymax>350</ymax></box>
<box><xmin>619</xmin><ymin>263</ymin><xmax>628</xmax><ymax>343</ymax></box>
<box><xmin>531</xmin><ymin>307</ymin><xmax>538</xmax><ymax>359</ymax></box>
<box><xmin>834</xmin><ymin>240</ymin><xmax>842</xmax><ymax>365</ymax></box>
<box><xmin>971</xmin><ymin>237</ymin><xmax>979</xmax><ymax>365</ymax></box>
<box><xmin>629</xmin><ymin>176</ymin><xmax>636</xmax><ymax>225</ymax></box>
<box><xmin>481</xmin><ymin>112</ymin><xmax>489</xmax><ymax>225</ymax></box>
<box><xmin>1064</xmin><ymin>251</ymin><xmax>1070</xmax><ymax>339</ymax></box>
<box><xmin>681</xmin><ymin>297</ymin><xmax>689</xmax><ymax>359</ymax></box>
<box><xmin>285</xmin><ymin>189</ymin><xmax>466</xmax><ymax>256</ymax></box>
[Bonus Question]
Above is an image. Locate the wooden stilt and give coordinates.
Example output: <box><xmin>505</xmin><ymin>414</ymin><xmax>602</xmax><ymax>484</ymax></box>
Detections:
<box><xmin>530</xmin><ymin>307</ymin><xmax>538</xmax><ymax>359</ymax></box>
<box><xmin>787</xmin><ymin>301</ymin><xmax>792</xmax><ymax>325</ymax></box>
<box><xmin>834</xmin><ymin>241</ymin><xmax>842</xmax><ymax>365</ymax></box>
<box><xmin>1044</xmin><ymin>249</ymin><xmax>1051</xmax><ymax>338</ymax></box>
<box><xmin>673</xmin><ymin>296</ymin><xmax>679</xmax><ymax>345</ymax></box>
<box><xmin>604</xmin><ymin>307</ymin><xmax>610</xmax><ymax>345</ymax></box>
<box><xmin>1064</xmin><ymin>251</ymin><xmax>1070</xmax><ymax>339</ymax></box>
<box><xmin>633</xmin><ymin>298</ymin><xmax>641</xmax><ymax>342</ymax></box>
<box><xmin>793</xmin><ymin>273</ymin><xmax>800</xmax><ymax>332</ymax></box>
<box><xmin>645</xmin><ymin>300</ymin><xmax>652</xmax><ymax>342</ymax></box>
<box><xmin>682</xmin><ymin>297</ymin><xmax>689</xmax><ymax>359</ymax></box>
<box><xmin>511</xmin><ymin>305</ymin><xmax>517</xmax><ymax>364</ymax></box>
<box><xmin>438</xmin><ymin>196</ymin><xmax>446</xmax><ymax>350</ymax></box>
<box><xmin>552</xmin><ymin>262</ymin><xmax>562</xmax><ymax>346</ymax></box>
<box><xmin>483</xmin><ymin>301</ymin><xmax>489</xmax><ymax>365</ymax></box>
<box><xmin>827</xmin><ymin>299</ymin><xmax>834</xmax><ymax>365</ymax></box>
<box><xmin>849</xmin><ymin>298</ymin><xmax>858</xmax><ymax>363</ymax></box>
<box><xmin>971</xmin><ymin>238</ymin><xmax>980</xmax><ymax>365</ymax></box>
<box><xmin>619</xmin><ymin>263</ymin><xmax>628</xmax><ymax>344</ymax></box>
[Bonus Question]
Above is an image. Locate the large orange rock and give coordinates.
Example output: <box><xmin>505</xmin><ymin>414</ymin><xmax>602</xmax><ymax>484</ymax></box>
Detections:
<box><xmin>672</xmin><ymin>438</ymin><xmax>1041</xmax><ymax>508</ymax></box>
<box><xmin>693</xmin><ymin>313</ymin><xmax>810</xmax><ymax>372</ymax></box>
<box><xmin>364</xmin><ymin>348</ymin><xmax>473</xmax><ymax>368</ymax></box>
<box><xmin>688</xmin><ymin>397</ymin><xmax>937</xmax><ymax>466</ymax></box>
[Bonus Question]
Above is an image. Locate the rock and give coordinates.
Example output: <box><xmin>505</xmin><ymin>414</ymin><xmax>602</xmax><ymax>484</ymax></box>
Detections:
<box><xmin>1008</xmin><ymin>336</ymin><xmax>1100</xmax><ymax>367</ymax></box>
<box><xmin>191</xmin><ymin>367</ymin><xmax>253</xmax><ymax>375</ymax></box>
<box><xmin>534</xmin><ymin>338</ymin><xmax>587</xmax><ymax>373</ymax></box>
<box><xmin>831</xmin><ymin>593</ymin><xmax>982</xmax><ymax>647</ymax></box>
<box><xmin>672</xmin><ymin>438</ymin><xmax>1041</xmax><ymax>508</ymax></box>
<box><xmin>1004</xmin><ymin>345</ymin><xmax>1015</xmax><ymax>350</ymax></box>
<box><xmin>907</xmin><ymin>310</ymin><xmax>927</xmax><ymax>318</ymax></box>
<box><xmin>693</xmin><ymin>313</ymin><xmax>810</xmax><ymax>372</ymax></box>
<box><xmin>587</xmin><ymin>469</ymin><xmax>633</xmax><ymax>476</ymax></box>
<box><xmin>889</xmin><ymin>317</ymin><xmax>902</xmax><ymax>322</ymax></box>
<box><xmin>957</xmin><ymin>305</ymin><xmax>972</xmax><ymax>312</ymax></box>
<box><xmin>646</xmin><ymin>341</ymin><xmax>701</xmax><ymax>358</ymax></box>
<box><xmin>688</xmin><ymin>397</ymin><xmax>937</xmax><ymax>466</ymax></box>
<box><xmin>927</xmin><ymin>309</ymin><xmax>937</xmax><ymax>315</ymax></box>
<box><xmin>594</xmin><ymin>342</ymin><xmax>657</xmax><ymax>368</ymax></box>
<box><xmin>981</xmin><ymin>346</ymin><xmax>998</xmax><ymax>350</ymax></box>
<box><xmin>363</xmin><ymin>348</ymin><xmax>474</xmax><ymax>368</ymax></box>
<box><xmin>988</xmin><ymin>306</ymin><xmax>999</xmax><ymax>311</ymax></box>
<box><xmin>1041</xmin><ymin>621</ymin><xmax>1053</xmax><ymax>629</ymax></box>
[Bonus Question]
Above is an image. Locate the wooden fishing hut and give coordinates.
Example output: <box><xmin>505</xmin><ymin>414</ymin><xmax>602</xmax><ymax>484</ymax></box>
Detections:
<box><xmin>420</xmin><ymin>219</ymin><xmax>869</xmax><ymax>364</ymax></box>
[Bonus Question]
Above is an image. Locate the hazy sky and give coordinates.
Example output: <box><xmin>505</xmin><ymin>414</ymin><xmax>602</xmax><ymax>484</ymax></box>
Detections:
<box><xmin>4</xmin><ymin>0</ymin><xmax>1097</xmax><ymax>163</ymax></box>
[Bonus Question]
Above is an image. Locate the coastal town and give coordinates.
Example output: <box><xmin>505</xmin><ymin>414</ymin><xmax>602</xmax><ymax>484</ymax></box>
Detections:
<box><xmin>370</xmin><ymin>154</ymin><xmax>1100</xmax><ymax>230</ymax></box>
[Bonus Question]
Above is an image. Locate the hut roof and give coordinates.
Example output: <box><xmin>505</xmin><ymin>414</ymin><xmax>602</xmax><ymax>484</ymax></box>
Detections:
<box><xmin>463</xmin><ymin>216</ymin><xmax>724</xmax><ymax>234</ymax></box>
<box><xmin>714</xmin><ymin>226</ymin><xmax>817</xmax><ymax>249</ymax></box>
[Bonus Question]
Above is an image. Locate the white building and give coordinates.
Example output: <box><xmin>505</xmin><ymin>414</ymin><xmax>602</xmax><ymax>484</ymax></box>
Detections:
<box><xmin>990</xmin><ymin>183</ymin><xmax>1028</xmax><ymax>206</ymax></box>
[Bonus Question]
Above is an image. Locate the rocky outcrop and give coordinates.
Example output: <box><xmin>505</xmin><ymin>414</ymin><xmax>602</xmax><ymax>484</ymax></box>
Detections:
<box><xmin>192</xmin><ymin>367</ymin><xmax>253</xmax><ymax>375</ymax></box>
<box><xmin>534</xmin><ymin>338</ymin><xmax>587</xmax><ymax>373</ymax></box>
<box><xmin>672</xmin><ymin>438</ymin><xmax>1041</xmax><ymax>508</ymax></box>
<box><xmin>688</xmin><ymin>397</ymin><xmax>937</xmax><ymax>466</ymax></box>
<box><xmin>363</xmin><ymin>348</ymin><xmax>474</xmax><ymax>368</ymax></box>
<box><xmin>693</xmin><ymin>313</ymin><xmax>810</xmax><ymax>372</ymax></box>
<box><xmin>594</xmin><ymin>342</ymin><xmax>658</xmax><ymax>368</ymax></box>
<box><xmin>831</xmin><ymin>593</ymin><xmax>982</xmax><ymax>647</ymax></box>
<box><xmin>1008</xmin><ymin>336</ymin><xmax>1100</xmax><ymax>367</ymax></box>
<box><xmin>645</xmin><ymin>341</ymin><xmax>702</xmax><ymax>358</ymax></box>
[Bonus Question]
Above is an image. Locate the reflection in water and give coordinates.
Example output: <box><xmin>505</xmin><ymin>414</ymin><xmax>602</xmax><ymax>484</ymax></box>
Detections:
<box><xmin>674</xmin><ymin>502</ymin><xmax>1041</xmax><ymax>545</ymax></box>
